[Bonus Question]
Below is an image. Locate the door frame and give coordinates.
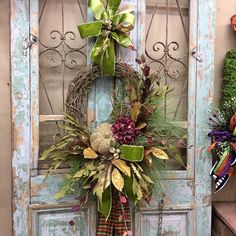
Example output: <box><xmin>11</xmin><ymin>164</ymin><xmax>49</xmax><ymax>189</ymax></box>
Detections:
<box><xmin>11</xmin><ymin>0</ymin><xmax>216</xmax><ymax>235</ymax></box>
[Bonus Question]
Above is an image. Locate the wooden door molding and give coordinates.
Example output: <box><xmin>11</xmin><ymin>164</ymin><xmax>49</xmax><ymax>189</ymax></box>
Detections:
<box><xmin>11</xmin><ymin>0</ymin><xmax>216</xmax><ymax>235</ymax></box>
<box><xmin>0</xmin><ymin>0</ymin><xmax>12</xmax><ymax>235</ymax></box>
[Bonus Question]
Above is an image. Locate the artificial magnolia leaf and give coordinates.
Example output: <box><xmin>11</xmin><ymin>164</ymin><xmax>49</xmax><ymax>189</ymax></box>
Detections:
<box><xmin>132</xmin><ymin>174</ymin><xmax>138</xmax><ymax>194</ymax></box>
<box><xmin>98</xmin><ymin>186</ymin><xmax>112</xmax><ymax>220</ymax></box>
<box><xmin>120</xmin><ymin>145</ymin><xmax>144</xmax><ymax>162</ymax></box>
<box><xmin>93</xmin><ymin>178</ymin><xmax>105</xmax><ymax>202</ymax></box>
<box><xmin>88</xmin><ymin>0</ymin><xmax>105</xmax><ymax>20</ymax></box>
<box><xmin>124</xmin><ymin>175</ymin><xmax>138</xmax><ymax>202</ymax></box>
<box><xmin>93</xmin><ymin>164</ymin><xmax>111</xmax><ymax>201</ymax></box>
<box><xmin>78</xmin><ymin>21</ymin><xmax>102</xmax><ymax>38</ymax></box>
<box><xmin>112</xmin><ymin>159</ymin><xmax>131</xmax><ymax>177</ymax></box>
<box><xmin>131</xmin><ymin>101</ymin><xmax>142</xmax><ymax>122</ymax></box>
<box><xmin>104</xmin><ymin>164</ymin><xmax>112</xmax><ymax>189</ymax></box>
<box><xmin>111</xmin><ymin>168</ymin><xmax>124</xmax><ymax>191</ymax></box>
<box><xmin>152</xmin><ymin>148</ymin><xmax>169</xmax><ymax>160</ymax></box>
<box><xmin>83</xmin><ymin>147</ymin><xmax>98</xmax><ymax>159</ymax></box>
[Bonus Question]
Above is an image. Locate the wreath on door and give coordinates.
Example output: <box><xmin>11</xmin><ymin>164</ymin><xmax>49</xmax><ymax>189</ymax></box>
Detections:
<box><xmin>40</xmin><ymin>1</ymin><xmax>186</xmax><ymax>235</ymax></box>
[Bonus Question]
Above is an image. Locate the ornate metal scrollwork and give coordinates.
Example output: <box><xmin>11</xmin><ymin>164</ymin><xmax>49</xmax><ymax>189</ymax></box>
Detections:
<box><xmin>145</xmin><ymin>0</ymin><xmax>189</xmax><ymax>120</ymax></box>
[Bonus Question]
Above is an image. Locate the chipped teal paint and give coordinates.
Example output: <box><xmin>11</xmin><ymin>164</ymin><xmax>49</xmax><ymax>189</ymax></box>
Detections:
<box><xmin>31</xmin><ymin>205</ymin><xmax>96</xmax><ymax>236</ymax></box>
<box><xmin>11</xmin><ymin>0</ymin><xmax>31</xmax><ymax>235</ymax></box>
<box><xmin>195</xmin><ymin>0</ymin><xmax>216</xmax><ymax>235</ymax></box>
<box><xmin>30</xmin><ymin>0</ymin><xmax>40</xmax><ymax>170</ymax></box>
<box><xmin>11</xmin><ymin>0</ymin><xmax>215</xmax><ymax>235</ymax></box>
<box><xmin>31</xmin><ymin>175</ymin><xmax>77</xmax><ymax>204</ymax></box>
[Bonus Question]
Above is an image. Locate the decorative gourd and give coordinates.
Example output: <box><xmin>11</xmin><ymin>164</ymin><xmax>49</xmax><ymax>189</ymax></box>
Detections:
<box><xmin>90</xmin><ymin>123</ymin><xmax>114</xmax><ymax>154</ymax></box>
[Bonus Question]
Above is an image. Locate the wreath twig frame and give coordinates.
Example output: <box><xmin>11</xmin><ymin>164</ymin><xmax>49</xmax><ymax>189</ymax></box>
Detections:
<box><xmin>66</xmin><ymin>61</ymin><xmax>141</xmax><ymax>123</ymax></box>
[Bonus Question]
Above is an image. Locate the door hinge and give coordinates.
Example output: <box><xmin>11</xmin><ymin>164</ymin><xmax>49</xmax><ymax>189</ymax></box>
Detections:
<box><xmin>191</xmin><ymin>47</ymin><xmax>203</xmax><ymax>62</ymax></box>
<box><xmin>23</xmin><ymin>34</ymin><xmax>38</xmax><ymax>56</ymax></box>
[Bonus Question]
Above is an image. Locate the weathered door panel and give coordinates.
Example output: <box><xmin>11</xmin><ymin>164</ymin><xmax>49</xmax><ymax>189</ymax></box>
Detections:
<box><xmin>136</xmin><ymin>210</ymin><xmax>192</xmax><ymax>236</ymax></box>
<box><xmin>30</xmin><ymin>204</ymin><xmax>96</xmax><ymax>236</ymax></box>
<box><xmin>11</xmin><ymin>0</ymin><xmax>215</xmax><ymax>235</ymax></box>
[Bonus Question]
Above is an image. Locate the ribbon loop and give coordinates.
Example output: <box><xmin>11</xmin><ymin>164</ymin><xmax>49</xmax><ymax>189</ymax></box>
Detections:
<box><xmin>88</xmin><ymin>0</ymin><xmax>105</xmax><ymax>20</ymax></box>
<box><xmin>78</xmin><ymin>0</ymin><xmax>135</xmax><ymax>75</ymax></box>
<box><xmin>78</xmin><ymin>21</ymin><xmax>103</xmax><ymax>38</ymax></box>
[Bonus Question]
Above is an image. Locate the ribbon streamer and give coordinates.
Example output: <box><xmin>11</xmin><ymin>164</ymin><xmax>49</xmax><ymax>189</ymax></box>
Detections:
<box><xmin>96</xmin><ymin>190</ymin><xmax>131</xmax><ymax>236</ymax></box>
<box><xmin>78</xmin><ymin>0</ymin><xmax>135</xmax><ymax>75</ymax></box>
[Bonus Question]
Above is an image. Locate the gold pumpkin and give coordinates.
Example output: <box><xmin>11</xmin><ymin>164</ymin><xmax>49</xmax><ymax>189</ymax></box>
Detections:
<box><xmin>90</xmin><ymin>123</ymin><xmax>114</xmax><ymax>154</ymax></box>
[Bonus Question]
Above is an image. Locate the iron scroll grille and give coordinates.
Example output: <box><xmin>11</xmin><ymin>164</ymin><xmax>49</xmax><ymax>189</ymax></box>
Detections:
<box><xmin>38</xmin><ymin>0</ymin><xmax>189</xmax><ymax>167</ymax></box>
<box><xmin>145</xmin><ymin>0</ymin><xmax>189</xmax><ymax>121</ymax></box>
<box><xmin>39</xmin><ymin>0</ymin><xmax>87</xmax><ymax>164</ymax></box>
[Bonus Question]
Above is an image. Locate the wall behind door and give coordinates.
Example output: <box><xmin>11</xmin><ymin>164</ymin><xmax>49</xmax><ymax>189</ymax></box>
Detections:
<box><xmin>214</xmin><ymin>0</ymin><xmax>236</xmax><ymax>202</ymax></box>
<box><xmin>0</xmin><ymin>0</ymin><xmax>12</xmax><ymax>235</ymax></box>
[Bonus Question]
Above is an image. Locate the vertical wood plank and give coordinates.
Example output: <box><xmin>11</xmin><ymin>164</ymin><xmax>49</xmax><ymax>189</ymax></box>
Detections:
<box><xmin>195</xmin><ymin>0</ymin><xmax>216</xmax><ymax>235</ymax></box>
<box><xmin>30</xmin><ymin>0</ymin><xmax>39</xmax><ymax>171</ymax></box>
<box><xmin>11</xmin><ymin>0</ymin><xmax>30</xmax><ymax>235</ymax></box>
<box><xmin>187</xmin><ymin>0</ymin><xmax>198</xmax><ymax>180</ymax></box>
<box><xmin>0</xmin><ymin>0</ymin><xmax>12</xmax><ymax>235</ymax></box>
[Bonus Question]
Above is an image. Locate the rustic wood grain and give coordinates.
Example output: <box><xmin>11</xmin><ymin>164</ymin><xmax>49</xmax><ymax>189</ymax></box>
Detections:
<box><xmin>0</xmin><ymin>0</ymin><xmax>12</xmax><ymax>235</ymax></box>
<box><xmin>213</xmin><ymin>202</ymin><xmax>236</xmax><ymax>235</ymax></box>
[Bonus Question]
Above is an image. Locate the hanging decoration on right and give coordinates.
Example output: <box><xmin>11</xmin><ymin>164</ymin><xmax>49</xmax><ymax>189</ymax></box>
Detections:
<box><xmin>208</xmin><ymin>48</ymin><xmax>236</xmax><ymax>192</ymax></box>
<box><xmin>230</xmin><ymin>14</ymin><xmax>236</xmax><ymax>31</ymax></box>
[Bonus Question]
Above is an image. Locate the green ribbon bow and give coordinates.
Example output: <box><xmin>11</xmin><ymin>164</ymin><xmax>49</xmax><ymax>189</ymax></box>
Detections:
<box><xmin>78</xmin><ymin>0</ymin><xmax>135</xmax><ymax>75</ymax></box>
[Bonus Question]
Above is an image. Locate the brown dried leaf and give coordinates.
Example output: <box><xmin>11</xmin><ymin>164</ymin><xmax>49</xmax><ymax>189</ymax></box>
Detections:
<box><xmin>131</xmin><ymin>102</ymin><xmax>142</xmax><ymax>122</ymax></box>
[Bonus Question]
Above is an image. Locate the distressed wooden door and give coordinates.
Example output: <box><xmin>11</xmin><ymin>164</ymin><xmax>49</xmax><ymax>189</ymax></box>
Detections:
<box><xmin>11</xmin><ymin>0</ymin><xmax>216</xmax><ymax>235</ymax></box>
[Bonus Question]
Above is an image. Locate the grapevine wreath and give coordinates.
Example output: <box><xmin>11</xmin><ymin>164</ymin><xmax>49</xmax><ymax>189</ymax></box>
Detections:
<box><xmin>40</xmin><ymin>0</ymin><xmax>186</xmax><ymax>235</ymax></box>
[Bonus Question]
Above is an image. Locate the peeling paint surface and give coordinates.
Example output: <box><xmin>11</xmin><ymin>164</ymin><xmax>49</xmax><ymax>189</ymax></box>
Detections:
<box><xmin>12</xmin><ymin>0</ymin><xmax>215</xmax><ymax>235</ymax></box>
<box><xmin>11</xmin><ymin>0</ymin><xmax>30</xmax><ymax>235</ymax></box>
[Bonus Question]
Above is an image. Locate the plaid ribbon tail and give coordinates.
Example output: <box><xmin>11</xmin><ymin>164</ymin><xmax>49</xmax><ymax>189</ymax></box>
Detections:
<box><xmin>96</xmin><ymin>193</ymin><xmax>131</xmax><ymax>236</ymax></box>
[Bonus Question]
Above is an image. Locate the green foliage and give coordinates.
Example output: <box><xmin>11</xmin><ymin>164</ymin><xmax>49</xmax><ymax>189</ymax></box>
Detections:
<box><xmin>222</xmin><ymin>49</ymin><xmax>236</xmax><ymax>103</ymax></box>
<box><xmin>41</xmin><ymin>62</ymin><xmax>187</xmax><ymax>220</ymax></box>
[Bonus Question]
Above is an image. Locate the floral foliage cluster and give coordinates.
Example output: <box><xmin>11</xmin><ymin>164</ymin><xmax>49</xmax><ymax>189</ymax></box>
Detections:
<box><xmin>40</xmin><ymin>57</ymin><xmax>186</xmax><ymax>220</ymax></box>
<box><xmin>208</xmin><ymin>98</ymin><xmax>236</xmax><ymax>192</ymax></box>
